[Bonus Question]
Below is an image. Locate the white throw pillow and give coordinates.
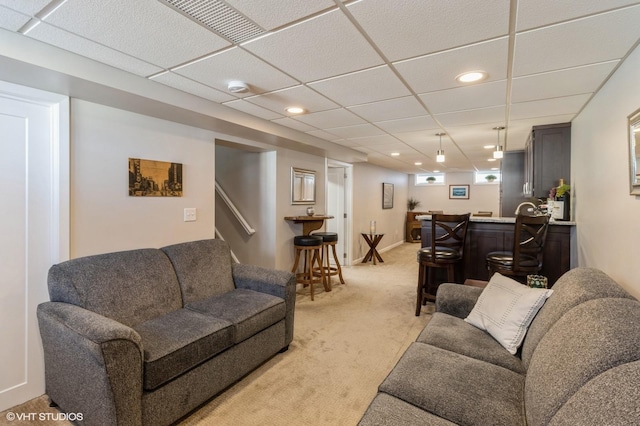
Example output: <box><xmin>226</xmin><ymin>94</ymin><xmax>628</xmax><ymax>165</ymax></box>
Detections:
<box><xmin>464</xmin><ymin>273</ymin><xmax>553</xmax><ymax>354</ymax></box>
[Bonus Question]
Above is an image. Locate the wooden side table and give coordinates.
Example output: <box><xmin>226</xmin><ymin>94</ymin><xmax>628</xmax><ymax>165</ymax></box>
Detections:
<box><xmin>361</xmin><ymin>233</ymin><xmax>384</xmax><ymax>264</ymax></box>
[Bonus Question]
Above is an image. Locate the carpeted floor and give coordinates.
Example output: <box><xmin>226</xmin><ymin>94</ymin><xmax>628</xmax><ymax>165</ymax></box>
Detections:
<box><xmin>1</xmin><ymin>242</ymin><xmax>432</xmax><ymax>426</ymax></box>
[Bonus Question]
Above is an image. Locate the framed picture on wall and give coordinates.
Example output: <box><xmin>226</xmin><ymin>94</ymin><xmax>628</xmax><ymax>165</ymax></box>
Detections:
<box><xmin>382</xmin><ymin>183</ymin><xmax>394</xmax><ymax>209</ymax></box>
<box><xmin>129</xmin><ymin>158</ymin><xmax>183</xmax><ymax>197</ymax></box>
<box><xmin>449</xmin><ymin>185</ymin><xmax>469</xmax><ymax>199</ymax></box>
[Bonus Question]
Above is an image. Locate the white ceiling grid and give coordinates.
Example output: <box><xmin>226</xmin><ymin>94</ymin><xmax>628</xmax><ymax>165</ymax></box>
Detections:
<box><xmin>1</xmin><ymin>0</ymin><xmax>639</xmax><ymax>173</ymax></box>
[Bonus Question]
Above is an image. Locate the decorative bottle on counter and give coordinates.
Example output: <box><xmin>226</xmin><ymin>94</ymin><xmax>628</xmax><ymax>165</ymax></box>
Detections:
<box><xmin>553</xmin><ymin>178</ymin><xmax>570</xmax><ymax>221</ymax></box>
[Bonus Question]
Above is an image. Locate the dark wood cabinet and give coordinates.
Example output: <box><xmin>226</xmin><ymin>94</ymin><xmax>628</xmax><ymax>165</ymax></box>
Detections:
<box><xmin>406</xmin><ymin>211</ymin><xmax>428</xmax><ymax>243</ymax></box>
<box><xmin>524</xmin><ymin>123</ymin><xmax>571</xmax><ymax>198</ymax></box>
<box><xmin>500</xmin><ymin>151</ymin><xmax>527</xmax><ymax>217</ymax></box>
<box><xmin>422</xmin><ymin>219</ymin><xmax>572</xmax><ymax>287</ymax></box>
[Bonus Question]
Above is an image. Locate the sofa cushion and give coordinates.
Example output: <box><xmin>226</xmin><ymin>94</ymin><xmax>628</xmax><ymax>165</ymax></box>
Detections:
<box><xmin>47</xmin><ymin>248</ymin><xmax>182</xmax><ymax>327</ymax></box>
<box><xmin>547</xmin><ymin>361</ymin><xmax>640</xmax><ymax>426</ymax></box>
<box><xmin>359</xmin><ymin>393</ymin><xmax>457</xmax><ymax>426</ymax></box>
<box><xmin>520</xmin><ymin>267</ymin><xmax>634</xmax><ymax>369</ymax></box>
<box><xmin>187</xmin><ymin>288</ymin><xmax>285</xmax><ymax>344</ymax></box>
<box><xmin>133</xmin><ymin>308</ymin><xmax>233</xmax><ymax>390</ymax></box>
<box><xmin>417</xmin><ymin>313</ymin><xmax>525</xmax><ymax>374</ymax></box>
<box><xmin>525</xmin><ymin>298</ymin><xmax>640</xmax><ymax>426</ymax></box>
<box><xmin>161</xmin><ymin>239</ymin><xmax>236</xmax><ymax>304</ymax></box>
<box><xmin>465</xmin><ymin>273</ymin><xmax>552</xmax><ymax>354</ymax></box>
<box><xmin>379</xmin><ymin>342</ymin><xmax>525</xmax><ymax>426</ymax></box>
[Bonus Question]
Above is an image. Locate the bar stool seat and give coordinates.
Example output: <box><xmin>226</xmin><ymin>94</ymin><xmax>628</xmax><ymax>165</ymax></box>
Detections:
<box><xmin>291</xmin><ymin>235</ymin><xmax>326</xmax><ymax>300</ymax></box>
<box><xmin>312</xmin><ymin>232</ymin><xmax>345</xmax><ymax>289</ymax></box>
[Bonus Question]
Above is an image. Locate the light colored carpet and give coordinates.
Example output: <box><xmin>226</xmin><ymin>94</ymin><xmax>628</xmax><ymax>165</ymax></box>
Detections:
<box><xmin>1</xmin><ymin>243</ymin><xmax>432</xmax><ymax>426</ymax></box>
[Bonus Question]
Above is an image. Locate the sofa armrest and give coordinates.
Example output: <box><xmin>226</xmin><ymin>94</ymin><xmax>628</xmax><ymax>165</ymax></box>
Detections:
<box><xmin>435</xmin><ymin>283</ymin><xmax>483</xmax><ymax>319</ymax></box>
<box><xmin>232</xmin><ymin>264</ymin><xmax>297</xmax><ymax>345</ymax></box>
<box><xmin>37</xmin><ymin>302</ymin><xmax>144</xmax><ymax>426</ymax></box>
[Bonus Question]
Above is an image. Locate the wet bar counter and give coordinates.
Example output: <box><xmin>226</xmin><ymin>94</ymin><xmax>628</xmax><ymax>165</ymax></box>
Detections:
<box><xmin>417</xmin><ymin>215</ymin><xmax>575</xmax><ymax>286</ymax></box>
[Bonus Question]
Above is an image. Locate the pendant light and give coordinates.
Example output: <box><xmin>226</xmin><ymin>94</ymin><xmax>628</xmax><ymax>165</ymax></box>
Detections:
<box><xmin>436</xmin><ymin>132</ymin><xmax>446</xmax><ymax>163</ymax></box>
<box><xmin>493</xmin><ymin>126</ymin><xmax>505</xmax><ymax>159</ymax></box>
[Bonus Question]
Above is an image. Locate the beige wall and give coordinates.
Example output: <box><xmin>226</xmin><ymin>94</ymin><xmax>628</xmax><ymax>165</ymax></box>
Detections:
<box><xmin>352</xmin><ymin>162</ymin><xmax>409</xmax><ymax>260</ymax></box>
<box><xmin>572</xmin><ymin>43</ymin><xmax>640</xmax><ymax>299</ymax></box>
<box><xmin>408</xmin><ymin>172</ymin><xmax>500</xmax><ymax>216</ymax></box>
<box><xmin>70</xmin><ymin>99</ymin><xmax>216</xmax><ymax>257</ymax></box>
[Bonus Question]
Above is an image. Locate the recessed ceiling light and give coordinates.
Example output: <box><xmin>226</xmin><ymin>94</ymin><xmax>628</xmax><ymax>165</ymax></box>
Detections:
<box><xmin>414</xmin><ymin>162</ymin><xmax>422</xmax><ymax>166</ymax></box>
<box><xmin>285</xmin><ymin>106</ymin><xmax>306</xmax><ymax>114</ymax></box>
<box><xmin>484</xmin><ymin>145</ymin><xmax>495</xmax><ymax>149</ymax></box>
<box><xmin>433</xmin><ymin>170</ymin><xmax>440</xmax><ymax>173</ymax></box>
<box><xmin>391</xmin><ymin>152</ymin><xmax>400</xmax><ymax>156</ymax></box>
<box><xmin>488</xmin><ymin>158</ymin><xmax>497</xmax><ymax>162</ymax></box>
<box><xmin>491</xmin><ymin>167</ymin><xmax>499</xmax><ymax>171</ymax></box>
<box><xmin>456</xmin><ymin>71</ymin><xmax>488</xmax><ymax>83</ymax></box>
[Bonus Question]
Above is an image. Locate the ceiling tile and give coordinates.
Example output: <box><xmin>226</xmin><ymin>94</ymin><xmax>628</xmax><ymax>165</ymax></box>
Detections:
<box><xmin>420</xmin><ymin>80</ymin><xmax>507</xmax><ymax>114</ymax></box>
<box><xmin>309</xmin><ymin>65</ymin><xmax>411</xmax><ymax>106</ymax></box>
<box><xmin>395</xmin><ymin>129</ymin><xmax>442</xmax><ymax>145</ymax></box>
<box><xmin>511</xmin><ymin>61</ymin><xmax>619</xmax><ymax>103</ymax></box>
<box><xmin>325</xmin><ymin>123</ymin><xmax>386</xmax><ymax>139</ymax></box>
<box><xmin>348</xmin><ymin>0</ymin><xmax>510</xmax><ymax>61</ymax></box>
<box><xmin>306</xmin><ymin>129</ymin><xmax>341</xmax><ymax>141</ymax></box>
<box><xmin>28</xmin><ymin>23</ymin><xmax>164</xmax><ymax>76</ymax></box>
<box><xmin>244</xmin><ymin>84</ymin><xmax>338</xmax><ymax>114</ymax></box>
<box><xmin>0</xmin><ymin>0</ymin><xmax>51</xmax><ymax>16</ymax></box>
<box><xmin>509</xmin><ymin>94</ymin><xmax>590</xmax><ymax>120</ymax></box>
<box><xmin>344</xmin><ymin>134</ymin><xmax>399</xmax><ymax>146</ymax></box>
<box><xmin>224</xmin><ymin>0</ymin><xmax>335</xmax><ymax>30</ymax></box>
<box><xmin>516</xmin><ymin>0</ymin><xmax>640</xmax><ymax>31</ymax></box>
<box><xmin>222</xmin><ymin>99</ymin><xmax>284</xmax><ymax>120</ymax></box>
<box><xmin>271</xmin><ymin>117</ymin><xmax>317</xmax><ymax>132</ymax></box>
<box><xmin>151</xmin><ymin>72</ymin><xmax>236</xmax><ymax>102</ymax></box>
<box><xmin>0</xmin><ymin>6</ymin><xmax>29</xmax><ymax>31</ymax></box>
<box><xmin>242</xmin><ymin>9</ymin><xmax>383</xmax><ymax>82</ymax></box>
<box><xmin>375</xmin><ymin>116</ymin><xmax>438</xmax><ymax>134</ymax></box>
<box><xmin>513</xmin><ymin>6</ymin><xmax>640</xmax><ymax>77</ymax></box>
<box><xmin>174</xmin><ymin>47</ymin><xmax>298</xmax><ymax>96</ymax></box>
<box><xmin>435</xmin><ymin>106</ymin><xmax>506</xmax><ymax>127</ymax></box>
<box><xmin>294</xmin><ymin>108</ymin><xmax>365</xmax><ymax>128</ymax></box>
<box><xmin>43</xmin><ymin>0</ymin><xmax>231</xmax><ymax>69</ymax></box>
<box><xmin>394</xmin><ymin>38</ymin><xmax>509</xmax><ymax>93</ymax></box>
<box><xmin>347</xmin><ymin>96</ymin><xmax>426</xmax><ymax>122</ymax></box>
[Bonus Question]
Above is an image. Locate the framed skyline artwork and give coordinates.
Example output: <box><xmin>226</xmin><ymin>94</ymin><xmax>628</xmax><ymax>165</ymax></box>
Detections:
<box><xmin>129</xmin><ymin>158</ymin><xmax>182</xmax><ymax>197</ymax></box>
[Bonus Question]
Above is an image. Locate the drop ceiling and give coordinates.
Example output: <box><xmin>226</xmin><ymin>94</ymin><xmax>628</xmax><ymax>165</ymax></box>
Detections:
<box><xmin>1</xmin><ymin>0</ymin><xmax>639</xmax><ymax>173</ymax></box>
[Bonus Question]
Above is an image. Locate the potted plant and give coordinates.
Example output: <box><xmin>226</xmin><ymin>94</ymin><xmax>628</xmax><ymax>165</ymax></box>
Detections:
<box><xmin>485</xmin><ymin>174</ymin><xmax>497</xmax><ymax>182</ymax></box>
<box><xmin>426</xmin><ymin>176</ymin><xmax>436</xmax><ymax>184</ymax></box>
<box><xmin>407</xmin><ymin>197</ymin><xmax>421</xmax><ymax>211</ymax></box>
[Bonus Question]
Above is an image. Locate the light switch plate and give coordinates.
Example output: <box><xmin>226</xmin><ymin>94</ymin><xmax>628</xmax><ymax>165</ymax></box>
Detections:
<box><xmin>184</xmin><ymin>208</ymin><xmax>197</xmax><ymax>222</ymax></box>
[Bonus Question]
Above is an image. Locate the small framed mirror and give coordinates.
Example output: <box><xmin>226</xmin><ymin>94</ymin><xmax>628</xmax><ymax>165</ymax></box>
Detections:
<box><xmin>291</xmin><ymin>167</ymin><xmax>316</xmax><ymax>204</ymax></box>
<box><xmin>629</xmin><ymin>108</ymin><xmax>640</xmax><ymax>195</ymax></box>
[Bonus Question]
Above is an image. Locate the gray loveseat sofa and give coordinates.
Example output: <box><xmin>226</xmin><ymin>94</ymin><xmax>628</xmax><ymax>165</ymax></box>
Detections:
<box><xmin>37</xmin><ymin>239</ymin><xmax>296</xmax><ymax>426</ymax></box>
<box><xmin>359</xmin><ymin>267</ymin><xmax>640</xmax><ymax>425</ymax></box>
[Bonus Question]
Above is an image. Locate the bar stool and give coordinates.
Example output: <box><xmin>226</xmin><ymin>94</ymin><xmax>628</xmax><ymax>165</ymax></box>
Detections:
<box><xmin>416</xmin><ymin>213</ymin><xmax>470</xmax><ymax>316</ymax></box>
<box><xmin>486</xmin><ymin>214</ymin><xmax>550</xmax><ymax>283</ymax></box>
<box><xmin>291</xmin><ymin>235</ymin><xmax>325</xmax><ymax>300</ymax></box>
<box><xmin>312</xmin><ymin>232</ymin><xmax>345</xmax><ymax>289</ymax></box>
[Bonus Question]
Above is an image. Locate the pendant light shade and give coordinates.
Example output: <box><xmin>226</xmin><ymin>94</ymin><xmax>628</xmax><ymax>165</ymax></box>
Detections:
<box><xmin>493</xmin><ymin>126</ymin><xmax>505</xmax><ymax>159</ymax></box>
<box><xmin>436</xmin><ymin>132</ymin><xmax>446</xmax><ymax>163</ymax></box>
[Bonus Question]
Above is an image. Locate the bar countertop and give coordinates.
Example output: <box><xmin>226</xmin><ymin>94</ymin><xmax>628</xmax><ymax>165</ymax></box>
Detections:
<box><xmin>415</xmin><ymin>215</ymin><xmax>576</xmax><ymax>226</ymax></box>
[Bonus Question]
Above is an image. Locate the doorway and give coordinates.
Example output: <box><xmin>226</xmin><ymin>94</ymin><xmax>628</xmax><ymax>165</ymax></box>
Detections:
<box><xmin>327</xmin><ymin>161</ymin><xmax>353</xmax><ymax>267</ymax></box>
<box><xmin>0</xmin><ymin>81</ymin><xmax>69</xmax><ymax>411</ymax></box>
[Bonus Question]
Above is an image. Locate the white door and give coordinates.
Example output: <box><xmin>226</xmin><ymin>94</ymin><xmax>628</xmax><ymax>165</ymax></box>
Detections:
<box><xmin>0</xmin><ymin>83</ymin><xmax>68</xmax><ymax>411</ymax></box>
<box><xmin>327</xmin><ymin>167</ymin><xmax>346</xmax><ymax>266</ymax></box>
